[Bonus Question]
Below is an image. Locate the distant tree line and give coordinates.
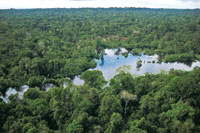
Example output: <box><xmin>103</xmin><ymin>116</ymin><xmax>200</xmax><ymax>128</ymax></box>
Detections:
<box><xmin>0</xmin><ymin>8</ymin><xmax>200</xmax><ymax>95</ymax></box>
<box><xmin>0</xmin><ymin>8</ymin><xmax>200</xmax><ymax>132</ymax></box>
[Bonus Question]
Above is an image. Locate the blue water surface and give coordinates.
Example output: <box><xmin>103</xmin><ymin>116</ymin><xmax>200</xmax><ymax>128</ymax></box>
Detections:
<box><xmin>91</xmin><ymin>49</ymin><xmax>200</xmax><ymax>80</ymax></box>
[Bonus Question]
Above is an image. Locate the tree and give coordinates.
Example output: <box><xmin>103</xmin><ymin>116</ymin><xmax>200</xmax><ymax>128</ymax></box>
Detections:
<box><xmin>66</xmin><ymin>120</ymin><xmax>84</xmax><ymax>133</ymax></box>
<box><xmin>99</xmin><ymin>95</ymin><xmax>122</xmax><ymax>123</ymax></box>
<box><xmin>0</xmin><ymin>102</ymin><xmax>8</xmax><ymax>132</ymax></box>
<box><xmin>105</xmin><ymin>113</ymin><xmax>123</xmax><ymax>133</ymax></box>
<box><xmin>30</xmin><ymin>99</ymin><xmax>49</xmax><ymax>122</ymax></box>
<box><xmin>166</xmin><ymin>101</ymin><xmax>195</xmax><ymax>121</ymax></box>
<box><xmin>27</xmin><ymin>76</ymin><xmax>44</xmax><ymax>88</ymax></box>
<box><xmin>24</xmin><ymin>88</ymin><xmax>42</xmax><ymax>100</ymax></box>
<box><xmin>120</xmin><ymin>90</ymin><xmax>137</xmax><ymax>117</ymax></box>
<box><xmin>80</xmin><ymin>70</ymin><xmax>107</xmax><ymax>88</ymax></box>
<box><xmin>115</xmin><ymin>65</ymin><xmax>131</xmax><ymax>75</ymax></box>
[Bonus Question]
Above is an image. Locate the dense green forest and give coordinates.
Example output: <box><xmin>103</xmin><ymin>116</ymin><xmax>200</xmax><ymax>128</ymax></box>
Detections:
<box><xmin>0</xmin><ymin>8</ymin><xmax>200</xmax><ymax>132</ymax></box>
<box><xmin>1</xmin><ymin>68</ymin><xmax>200</xmax><ymax>132</ymax></box>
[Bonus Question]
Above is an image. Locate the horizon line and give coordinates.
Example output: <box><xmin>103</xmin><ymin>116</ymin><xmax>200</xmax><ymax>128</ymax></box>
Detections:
<box><xmin>0</xmin><ymin>7</ymin><xmax>200</xmax><ymax>10</ymax></box>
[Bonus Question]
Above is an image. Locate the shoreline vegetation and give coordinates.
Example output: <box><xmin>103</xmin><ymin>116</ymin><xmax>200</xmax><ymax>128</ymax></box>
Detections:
<box><xmin>1</xmin><ymin>67</ymin><xmax>200</xmax><ymax>132</ymax></box>
<box><xmin>0</xmin><ymin>8</ymin><xmax>200</xmax><ymax>132</ymax></box>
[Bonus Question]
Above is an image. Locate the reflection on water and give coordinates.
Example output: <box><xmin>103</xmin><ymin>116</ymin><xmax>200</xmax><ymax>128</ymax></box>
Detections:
<box><xmin>92</xmin><ymin>49</ymin><xmax>200</xmax><ymax>80</ymax></box>
<box><xmin>45</xmin><ymin>84</ymin><xmax>54</xmax><ymax>91</ymax></box>
<box><xmin>1</xmin><ymin>83</ymin><xmax>57</xmax><ymax>103</ymax></box>
<box><xmin>0</xmin><ymin>85</ymin><xmax>29</xmax><ymax>103</ymax></box>
<box><xmin>73</xmin><ymin>76</ymin><xmax>84</xmax><ymax>85</ymax></box>
<box><xmin>1</xmin><ymin>48</ymin><xmax>200</xmax><ymax>101</ymax></box>
<box><xmin>100</xmin><ymin>60</ymin><xmax>104</xmax><ymax>66</ymax></box>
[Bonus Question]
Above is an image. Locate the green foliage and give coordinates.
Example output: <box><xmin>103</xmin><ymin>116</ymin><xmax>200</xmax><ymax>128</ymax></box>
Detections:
<box><xmin>115</xmin><ymin>65</ymin><xmax>132</xmax><ymax>75</ymax></box>
<box><xmin>1</xmin><ymin>67</ymin><xmax>200</xmax><ymax>132</ymax></box>
<box><xmin>0</xmin><ymin>102</ymin><xmax>8</xmax><ymax>131</ymax></box>
<box><xmin>27</xmin><ymin>76</ymin><xmax>44</xmax><ymax>88</ymax></box>
<box><xmin>99</xmin><ymin>95</ymin><xmax>122</xmax><ymax>124</ymax></box>
<box><xmin>105</xmin><ymin>113</ymin><xmax>123</xmax><ymax>133</ymax></box>
<box><xmin>30</xmin><ymin>99</ymin><xmax>49</xmax><ymax>121</ymax></box>
<box><xmin>66</xmin><ymin>120</ymin><xmax>84</xmax><ymax>133</ymax></box>
<box><xmin>164</xmin><ymin>53</ymin><xmax>195</xmax><ymax>62</ymax></box>
<box><xmin>0</xmin><ymin>8</ymin><xmax>200</xmax><ymax>133</ymax></box>
<box><xmin>166</xmin><ymin>101</ymin><xmax>195</xmax><ymax>120</ymax></box>
<box><xmin>24</xmin><ymin>88</ymin><xmax>43</xmax><ymax>100</ymax></box>
<box><xmin>1</xmin><ymin>8</ymin><xmax>200</xmax><ymax>95</ymax></box>
<box><xmin>80</xmin><ymin>70</ymin><xmax>107</xmax><ymax>88</ymax></box>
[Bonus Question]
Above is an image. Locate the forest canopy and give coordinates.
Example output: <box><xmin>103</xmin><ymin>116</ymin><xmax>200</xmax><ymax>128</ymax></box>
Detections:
<box><xmin>0</xmin><ymin>8</ymin><xmax>200</xmax><ymax>132</ymax></box>
<box><xmin>1</xmin><ymin>67</ymin><xmax>200</xmax><ymax>132</ymax></box>
<box><xmin>0</xmin><ymin>8</ymin><xmax>200</xmax><ymax>94</ymax></box>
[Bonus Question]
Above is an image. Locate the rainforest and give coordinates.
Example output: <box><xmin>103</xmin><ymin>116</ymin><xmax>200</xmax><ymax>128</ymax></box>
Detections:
<box><xmin>0</xmin><ymin>8</ymin><xmax>200</xmax><ymax>133</ymax></box>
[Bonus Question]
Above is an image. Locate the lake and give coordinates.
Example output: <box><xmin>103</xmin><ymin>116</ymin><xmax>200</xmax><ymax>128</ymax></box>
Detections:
<box><xmin>2</xmin><ymin>48</ymin><xmax>200</xmax><ymax>102</ymax></box>
<box><xmin>91</xmin><ymin>48</ymin><xmax>200</xmax><ymax>80</ymax></box>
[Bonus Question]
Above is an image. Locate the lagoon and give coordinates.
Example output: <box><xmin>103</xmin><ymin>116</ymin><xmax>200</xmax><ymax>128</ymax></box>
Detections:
<box><xmin>2</xmin><ymin>48</ymin><xmax>200</xmax><ymax>102</ymax></box>
<box><xmin>92</xmin><ymin>48</ymin><xmax>200</xmax><ymax>80</ymax></box>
